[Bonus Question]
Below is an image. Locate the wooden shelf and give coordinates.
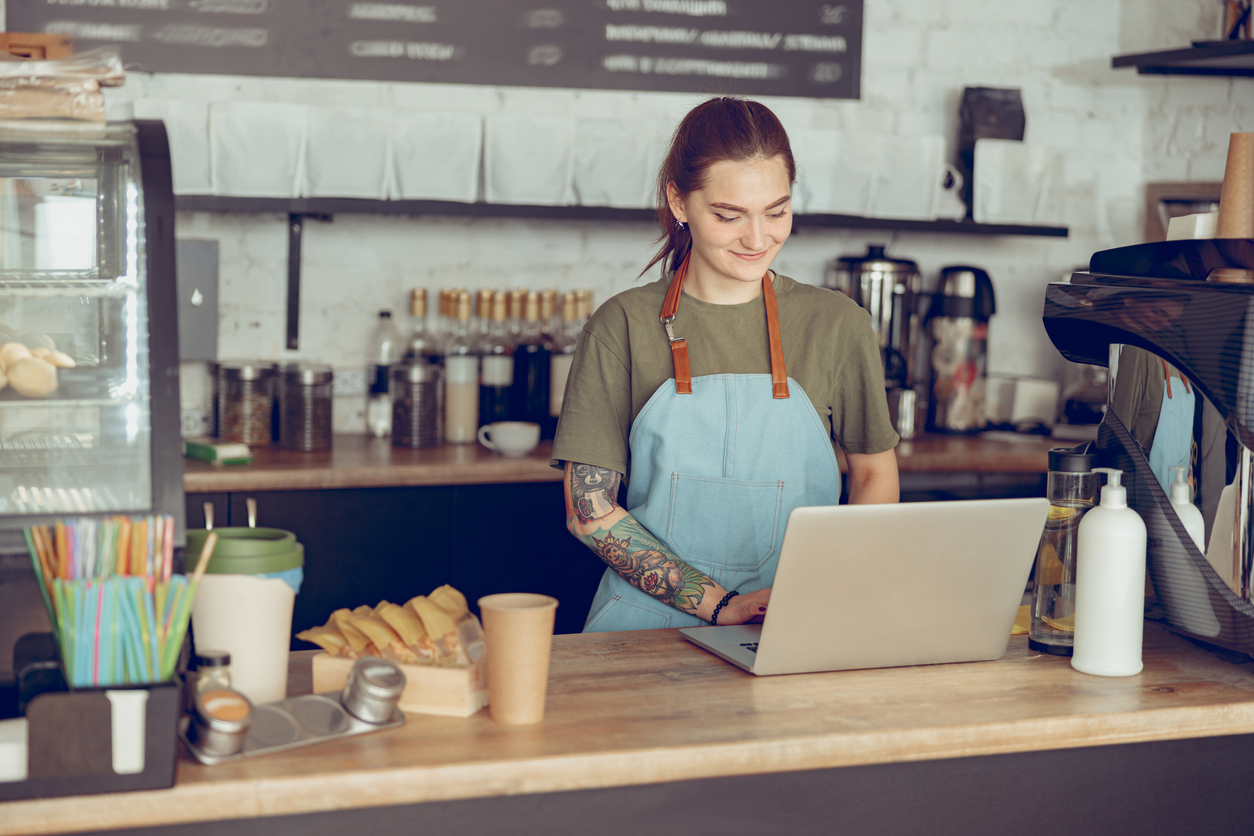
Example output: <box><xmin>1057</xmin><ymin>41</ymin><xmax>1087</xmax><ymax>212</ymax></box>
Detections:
<box><xmin>173</xmin><ymin>195</ymin><xmax>1069</xmax><ymax>238</ymax></box>
<box><xmin>1112</xmin><ymin>40</ymin><xmax>1254</xmax><ymax>76</ymax></box>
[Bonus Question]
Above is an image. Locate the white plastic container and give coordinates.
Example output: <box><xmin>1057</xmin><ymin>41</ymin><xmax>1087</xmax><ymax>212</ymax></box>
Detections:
<box><xmin>192</xmin><ymin>575</ymin><xmax>296</xmax><ymax>705</ymax></box>
<box><xmin>1170</xmin><ymin>465</ymin><xmax>1206</xmax><ymax>551</ymax></box>
<box><xmin>1071</xmin><ymin>468</ymin><xmax>1148</xmax><ymax>677</ymax></box>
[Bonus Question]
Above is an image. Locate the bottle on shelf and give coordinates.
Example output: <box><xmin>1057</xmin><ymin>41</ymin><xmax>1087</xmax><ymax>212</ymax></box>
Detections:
<box><xmin>540</xmin><ymin>288</ymin><xmax>559</xmax><ymax>341</ymax></box>
<box><xmin>444</xmin><ymin>290</ymin><xmax>480</xmax><ymax>444</ymax></box>
<box><xmin>508</xmin><ymin>288</ymin><xmax>528</xmax><ymax>338</ymax></box>
<box><xmin>576</xmin><ymin>289</ymin><xmax>594</xmax><ymax>325</ymax></box>
<box><xmin>405</xmin><ymin>289</ymin><xmax>438</xmax><ymax>364</ymax></box>
<box><xmin>475</xmin><ymin>289</ymin><xmax>496</xmax><ymax>349</ymax></box>
<box><xmin>547</xmin><ymin>291</ymin><xmax>580</xmax><ymax>437</ymax></box>
<box><xmin>510</xmin><ymin>291</ymin><xmax>553</xmax><ymax>433</ymax></box>
<box><xmin>479</xmin><ymin>291</ymin><xmax>515</xmax><ymax>427</ymax></box>
<box><xmin>367</xmin><ymin>310</ymin><xmax>402</xmax><ymax>438</ymax></box>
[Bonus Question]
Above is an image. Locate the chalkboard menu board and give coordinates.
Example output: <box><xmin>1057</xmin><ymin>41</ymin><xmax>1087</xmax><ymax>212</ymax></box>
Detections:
<box><xmin>9</xmin><ymin>1</ymin><xmax>863</xmax><ymax>99</ymax></box>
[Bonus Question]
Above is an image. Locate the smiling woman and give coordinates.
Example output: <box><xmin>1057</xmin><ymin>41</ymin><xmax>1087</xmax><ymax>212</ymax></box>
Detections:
<box><xmin>551</xmin><ymin>97</ymin><xmax>900</xmax><ymax>634</ymax></box>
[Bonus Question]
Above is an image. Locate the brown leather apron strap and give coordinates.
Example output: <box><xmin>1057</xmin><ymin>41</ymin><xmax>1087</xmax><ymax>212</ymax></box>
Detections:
<box><xmin>659</xmin><ymin>254</ymin><xmax>789</xmax><ymax>398</ymax></box>
<box><xmin>762</xmin><ymin>271</ymin><xmax>790</xmax><ymax>399</ymax></box>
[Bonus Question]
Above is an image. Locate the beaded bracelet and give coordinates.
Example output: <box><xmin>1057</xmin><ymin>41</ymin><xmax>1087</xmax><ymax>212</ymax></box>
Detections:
<box><xmin>711</xmin><ymin>590</ymin><xmax>740</xmax><ymax>625</ymax></box>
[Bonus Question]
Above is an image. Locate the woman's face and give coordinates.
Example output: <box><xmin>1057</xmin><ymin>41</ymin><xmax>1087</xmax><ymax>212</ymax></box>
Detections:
<box><xmin>669</xmin><ymin>155</ymin><xmax>792</xmax><ymax>288</ymax></box>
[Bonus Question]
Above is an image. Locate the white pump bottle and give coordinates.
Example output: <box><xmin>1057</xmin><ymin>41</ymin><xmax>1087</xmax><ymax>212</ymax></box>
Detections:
<box><xmin>1071</xmin><ymin>468</ymin><xmax>1148</xmax><ymax>677</ymax></box>
<box><xmin>1169</xmin><ymin>465</ymin><xmax>1206</xmax><ymax>552</ymax></box>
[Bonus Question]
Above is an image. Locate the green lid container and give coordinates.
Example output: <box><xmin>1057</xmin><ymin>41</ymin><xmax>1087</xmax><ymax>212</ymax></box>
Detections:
<box><xmin>187</xmin><ymin>527</ymin><xmax>304</xmax><ymax>575</ymax></box>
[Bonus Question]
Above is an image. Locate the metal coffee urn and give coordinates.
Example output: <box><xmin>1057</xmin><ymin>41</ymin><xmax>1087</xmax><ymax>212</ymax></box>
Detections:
<box><xmin>825</xmin><ymin>245</ymin><xmax>923</xmax><ymax>438</ymax></box>
<box><xmin>1042</xmin><ymin>237</ymin><xmax>1254</xmax><ymax>655</ymax></box>
<box><xmin>925</xmin><ymin>266</ymin><xmax>996</xmax><ymax>433</ymax></box>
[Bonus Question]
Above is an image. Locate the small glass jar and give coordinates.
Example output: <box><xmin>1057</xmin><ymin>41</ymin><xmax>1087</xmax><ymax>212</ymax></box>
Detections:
<box><xmin>195</xmin><ymin>649</ymin><xmax>232</xmax><ymax>694</ymax></box>
<box><xmin>279</xmin><ymin>363</ymin><xmax>334</xmax><ymax>452</ymax></box>
<box><xmin>391</xmin><ymin>363</ymin><xmax>444</xmax><ymax>449</ymax></box>
<box><xmin>219</xmin><ymin>361</ymin><xmax>276</xmax><ymax>447</ymax></box>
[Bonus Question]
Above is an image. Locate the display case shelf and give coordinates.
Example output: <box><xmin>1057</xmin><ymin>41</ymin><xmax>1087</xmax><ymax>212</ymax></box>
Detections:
<box><xmin>1112</xmin><ymin>40</ymin><xmax>1254</xmax><ymax>76</ymax></box>
<box><xmin>0</xmin><ymin>276</ymin><xmax>135</xmax><ymax>296</ymax></box>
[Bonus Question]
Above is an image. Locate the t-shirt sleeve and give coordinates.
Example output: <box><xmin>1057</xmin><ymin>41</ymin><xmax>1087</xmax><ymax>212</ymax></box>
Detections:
<box><xmin>550</xmin><ymin>315</ymin><xmax>634</xmax><ymax>475</ymax></box>
<box><xmin>831</xmin><ymin>309</ymin><xmax>900</xmax><ymax>455</ymax></box>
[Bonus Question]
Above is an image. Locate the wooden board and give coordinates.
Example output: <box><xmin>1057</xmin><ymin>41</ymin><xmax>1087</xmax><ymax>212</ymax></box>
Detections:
<box><xmin>6</xmin><ymin>625</ymin><xmax>1254</xmax><ymax>835</ymax></box>
<box><xmin>312</xmin><ymin>653</ymin><xmax>488</xmax><ymax>718</ymax></box>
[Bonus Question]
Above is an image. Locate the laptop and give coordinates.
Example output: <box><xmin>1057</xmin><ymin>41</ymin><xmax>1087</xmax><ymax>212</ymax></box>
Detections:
<box><xmin>680</xmin><ymin>497</ymin><xmax>1050</xmax><ymax>676</ymax></box>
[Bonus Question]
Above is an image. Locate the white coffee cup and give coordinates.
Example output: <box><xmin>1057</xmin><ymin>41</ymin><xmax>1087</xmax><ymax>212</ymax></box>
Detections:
<box><xmin>478</xmin><ymin>421</ymin><xmax>540</xmax><ymax>457</ymax></box>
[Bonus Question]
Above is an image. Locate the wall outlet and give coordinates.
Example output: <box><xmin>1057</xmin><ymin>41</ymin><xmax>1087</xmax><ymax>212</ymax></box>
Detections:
<box><xmin>334</xmin><ymin>367</ymin><xmax>367</xmax><ymax>397</ymax></box>
<box><xmin>180</xmin><ymin>409</ymin><xmax>208</xmax><ymax>438</ymax></box>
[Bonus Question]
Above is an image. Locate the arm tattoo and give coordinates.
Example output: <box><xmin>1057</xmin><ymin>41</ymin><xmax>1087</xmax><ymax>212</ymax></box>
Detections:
<box><xmin>590</xmin><ymin>519</ymin><xmax>716</xmax><ymax>615</ymax></box>
<box><xmin>569</xmin><ymin>463</ymin><xmax>621</xmax><ymax>524</ymax></box>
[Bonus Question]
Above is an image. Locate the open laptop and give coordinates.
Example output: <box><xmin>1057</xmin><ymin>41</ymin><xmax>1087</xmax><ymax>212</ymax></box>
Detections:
<box><xmin>680</xmin><ymin>497</ymin><xmax>1049</xmax><ymax>676</ymax></box>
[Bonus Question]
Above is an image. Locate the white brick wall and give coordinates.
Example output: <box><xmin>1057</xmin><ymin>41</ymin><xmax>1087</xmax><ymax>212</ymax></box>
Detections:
<box><xmin>90</xmin><ymin>0</ymin><xmax>1248</xmax><ymax>431</ymax></box>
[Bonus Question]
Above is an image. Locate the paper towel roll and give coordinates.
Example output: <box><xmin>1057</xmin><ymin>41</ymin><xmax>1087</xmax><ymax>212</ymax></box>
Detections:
<box><xmin>1217</xmin><ymin>132</ymin><xmax>1254</xmax><ymax>239</ymax></box>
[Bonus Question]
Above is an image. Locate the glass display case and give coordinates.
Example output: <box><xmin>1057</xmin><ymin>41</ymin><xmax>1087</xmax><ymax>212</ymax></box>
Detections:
<box><xmin>0</xmin><ymin>119</ymin><xmax>183</xmax><ymax>553</ymax></box>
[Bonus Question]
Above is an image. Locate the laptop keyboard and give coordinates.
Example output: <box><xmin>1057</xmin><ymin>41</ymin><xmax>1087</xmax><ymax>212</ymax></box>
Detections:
<box><xmin>739</xmin><ymin>642</ymin><xmax>759</xmax><ymax>653</ymax></box>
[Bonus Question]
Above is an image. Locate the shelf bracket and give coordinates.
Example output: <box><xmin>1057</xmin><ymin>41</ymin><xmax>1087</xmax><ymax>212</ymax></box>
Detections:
<box><xmin>285</xmin><ymin>212</ymin><xmax>332</xmax><ymax>350</ymax></box>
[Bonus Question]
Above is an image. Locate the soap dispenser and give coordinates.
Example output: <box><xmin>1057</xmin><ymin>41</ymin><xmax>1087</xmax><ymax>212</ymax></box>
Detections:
<box><xmin>1071</xmin><ymin>468</ymin><xmax>1148</xmax><ymax>677</ymax></box>
<box><xmin>1169</xmin><ymin>465</ymin><xmax>1206</xmax><ymax>551</ymax></box>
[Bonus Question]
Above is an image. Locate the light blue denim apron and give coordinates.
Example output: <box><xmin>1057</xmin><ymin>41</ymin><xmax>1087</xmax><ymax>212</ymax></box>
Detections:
<box><xmin>583</xmin><ymin>260</ymin><xmax>843</xmax><ymax>632</ymax></box>
<box><xmin>1148</xmin><ymin>359</ymin><xmax>1194</xmax><ymax>494</ymax></box>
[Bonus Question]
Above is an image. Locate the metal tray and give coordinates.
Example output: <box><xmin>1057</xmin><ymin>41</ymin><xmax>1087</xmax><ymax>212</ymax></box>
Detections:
<box><xmin>179</xmin><ymin>691</ymin><xmax>404</xmax><ymax>766</ymax></box>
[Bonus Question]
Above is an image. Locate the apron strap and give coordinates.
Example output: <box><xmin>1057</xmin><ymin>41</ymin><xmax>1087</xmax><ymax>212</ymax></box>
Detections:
<box><xmin>659</xmin><ymin>253</ymin><xmax>789</xmax><ymax>398</ymax></box>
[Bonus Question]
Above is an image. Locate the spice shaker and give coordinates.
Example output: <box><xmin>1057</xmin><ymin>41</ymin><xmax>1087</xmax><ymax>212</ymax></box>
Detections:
<box><xmin>186</xmin><ymin>688</ymin><xmax>253</xmax><ymax>757</ymax></box>
<box><xmin>340</xmin><ymin>657</ymin><xmax>406</xmax><ymax>724</ymax></box>
<box><xmin>219</xmin><ymin>361</ymin><xmax>276</xmax><ymax>447</ymax></box>
<box><xmin>195</xmin><ymin>650</ymin><xmax>232</xmax><ymax>694</ymax></box>
<box><xmin>278</xmin><ymin>363</ymin><xmax>334</xmax><ymax>452</ymax></box>
<box><xmin>391</xmin><ymin>363</ymin><xmax>444</xmax><ymax>449</ymax></box>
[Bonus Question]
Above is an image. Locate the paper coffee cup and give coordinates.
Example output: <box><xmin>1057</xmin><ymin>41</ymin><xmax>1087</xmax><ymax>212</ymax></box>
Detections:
<box><xmin>192</xmin><ymin>574</ymin><xmax>295</xmax><ymax>704</ymax></box>
<box><xmin>478</xmin><ymin>593</ymin><xmax>558</xmax><ymax>725</ymax></box>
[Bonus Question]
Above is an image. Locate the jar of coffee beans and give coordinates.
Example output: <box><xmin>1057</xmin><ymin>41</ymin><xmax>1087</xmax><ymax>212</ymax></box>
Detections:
<box><xmin>279</xmin><ymin>363</ymin><xmax>334</xmax><ymax>452</ymax></box>
<box><xmin>219</xmin><ymin>361</ymin><xmax>276</xmax><ymax>447</ymax></box>
<box><xmin>391</xmin><ymin>363</ymin><xmax>443</xmax><ymax>449</ymax></box>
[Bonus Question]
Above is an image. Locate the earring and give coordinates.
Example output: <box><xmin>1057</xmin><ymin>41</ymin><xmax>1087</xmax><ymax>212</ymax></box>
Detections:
<box><xmin>675</xmin><ymin>219</ymin><xmax>687</xmax><ymax>231</ymax></box>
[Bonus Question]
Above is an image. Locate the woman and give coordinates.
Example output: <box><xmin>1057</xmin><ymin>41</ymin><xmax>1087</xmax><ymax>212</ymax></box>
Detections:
<box><xmin>552</xmin><ymin>97</ymin><xmax>900</xmax><ymax>632</ymax></box>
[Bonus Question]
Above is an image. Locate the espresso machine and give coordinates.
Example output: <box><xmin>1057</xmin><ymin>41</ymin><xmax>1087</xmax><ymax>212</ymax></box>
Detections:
<box><xmin>1042</xmin><ymin>237</ymin><xmax>1254</xmax><ymax>655</ymax></box>
<box><xmin>826</xmin><ymin>245</ymin><xmax>923</xmax><ymax>437</ymax></box>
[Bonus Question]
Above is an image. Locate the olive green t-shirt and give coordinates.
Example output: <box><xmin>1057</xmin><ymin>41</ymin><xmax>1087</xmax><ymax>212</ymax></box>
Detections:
<box><xmin>551</xmin><ymin>273</ymin><xmax>899</xmax><ymax>475</ymax></box>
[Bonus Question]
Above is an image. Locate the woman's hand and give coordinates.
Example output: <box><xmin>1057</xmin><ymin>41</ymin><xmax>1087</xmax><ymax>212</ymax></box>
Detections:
<box><xmin>716</xmin><ymin>587</ymin><xmax>771</xmax><ymax>624</ymax></box>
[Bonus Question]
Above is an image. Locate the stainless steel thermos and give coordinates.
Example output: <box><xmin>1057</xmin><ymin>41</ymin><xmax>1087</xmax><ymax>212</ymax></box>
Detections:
<box><xmin>925</xmin><ymin>266</ymin><xmax>996</xmax><ymax>434</ymax></box>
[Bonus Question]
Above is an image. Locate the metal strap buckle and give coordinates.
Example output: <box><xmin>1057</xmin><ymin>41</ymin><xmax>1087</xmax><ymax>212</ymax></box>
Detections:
<box><xmin>661</xmin><ymin>316</ymin><xmax>680</xmax><ymax>344</ymax></box>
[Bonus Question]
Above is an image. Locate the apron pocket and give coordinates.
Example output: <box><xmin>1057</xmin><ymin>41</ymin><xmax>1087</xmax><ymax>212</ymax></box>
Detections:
<box><xmin>665</xmin><ymin>473</ymin><xmax>783</xmax><ymax>572</ymax></box>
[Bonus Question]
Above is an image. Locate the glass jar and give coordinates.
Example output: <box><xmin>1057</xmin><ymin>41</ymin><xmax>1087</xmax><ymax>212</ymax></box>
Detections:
<box><xmin>1029</xmin><ymin>446</ymin><xmax>1098</xmax><ymax>656</ymax></box>
<box><xmin>391</xmin><ymin>363</ymin><xmax>444</xmax><ymax>449</ymax></box>
<box><xmin>195</xmin><ymin>650</ymin><xmax>232</xmax><ymax>694</ymax></box>
<box><xmin>278</xmin><ymin>363</ymin><xmax>334</xmax><ymax>452</ymax></box>
<box><xmin>219</xmin><ymin>361</ymin><xmax>276</xmax><ymax>447</ymax></box>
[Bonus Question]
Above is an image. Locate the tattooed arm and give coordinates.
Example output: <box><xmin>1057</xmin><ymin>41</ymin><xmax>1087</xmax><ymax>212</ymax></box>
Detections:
<box><xmin>563</xmin><ymin>461</ymin><xmax>770</xmax><ymax>624</ymax></box>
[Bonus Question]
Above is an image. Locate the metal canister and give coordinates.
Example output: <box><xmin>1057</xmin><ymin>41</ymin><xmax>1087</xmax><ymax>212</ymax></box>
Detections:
<box><xmin>340</xmin><ymin>657</ymin><xmax>406</xmax><ymax>724</ymax></box>
<box><xmin>391</xmin><ymin>362</ymin><xmax>444</xmax><ymax>448</ymax></box>
<box><xmin>278</xmin><ymin>363</ymin><xmax>334</xmax><ymax>452</ymax></box>
<box><xmin>925</xmin><ymin>266</ymin><xmax>997</xmax><ymax>434</ymax></box>
<box><xmin>186</xmin><ymin>688</ymin><xmax>253</xmax><ymax>757</ymax></box>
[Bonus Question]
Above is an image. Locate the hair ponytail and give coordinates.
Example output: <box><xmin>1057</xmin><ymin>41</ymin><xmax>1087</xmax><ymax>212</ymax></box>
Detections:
<box><xmin>641</xmin><ymin>97</ymin><xmax>796</xmax><ymax>278</ymax></box>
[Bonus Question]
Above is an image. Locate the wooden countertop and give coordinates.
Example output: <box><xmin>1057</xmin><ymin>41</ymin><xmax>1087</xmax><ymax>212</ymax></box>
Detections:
<box><xmin>7</xmin><ymin>624</ymin><xmax>1254</xmax><ymax>835</ymax></box>
<box><xmin>183</xmin><ymin>432</ymin><xmax>1061</xmax><ymax>493</ymax></box>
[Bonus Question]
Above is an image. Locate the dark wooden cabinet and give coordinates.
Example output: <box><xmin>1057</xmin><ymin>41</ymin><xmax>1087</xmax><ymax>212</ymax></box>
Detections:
<box><xmin>188</xmin><ymin>482</ymin><xmax>606</xmax><ymax>643</ymax></box>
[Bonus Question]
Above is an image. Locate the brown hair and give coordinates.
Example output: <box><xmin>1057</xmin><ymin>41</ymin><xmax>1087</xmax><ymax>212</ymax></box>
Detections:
<box><xmin>642</xmin><ymin>97</ymin><xmax>797</xmax><ymax>277</ymax></box>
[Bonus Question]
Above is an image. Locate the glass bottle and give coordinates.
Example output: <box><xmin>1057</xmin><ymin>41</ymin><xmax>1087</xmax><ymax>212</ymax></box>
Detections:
<box><xmin>405</xmin><ymin>289</ymin><xmax>437</xmax><ymax>364</ymax></box>
<box><xmin>510</xmin><ymin>291</ymin><xmax>553</xmax><ymax>431</ymax></box>
<box><xmin>479</xmin><ymin>291</ymin><xmax>515</xmax><ymax>426</ymax></box>
<box><xmin>444</xmin><ymin>291</ymin><xmax>480</xmax><ymax>443</ymax></box>
<box><xmin>540</xmin><ymin>288</ymin><xmax>559</xmax><ymax>341</ymax></box>
<box><xmin>367</xmin><ymin>310</ymin><xmax>402</xmax><ymax>437</ymax></box>
<box><xmin>1029</xmin><ymin>445</ymin><xmax>1098</xmax><ymax>656</ymax></box>
<box><xmin>507</xmin><ymin>288</ymin><xmax>528</xmax><ymax>338</ymax></box>
<box><xmin>475</xmin><ymin>288</ymin><xmax>495</xmax><ymax>349</ymax></box>
<box><xmin>547</xmin><ymin>291</ymin><xmax>580</xmax><ymax>434</ymax></box>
